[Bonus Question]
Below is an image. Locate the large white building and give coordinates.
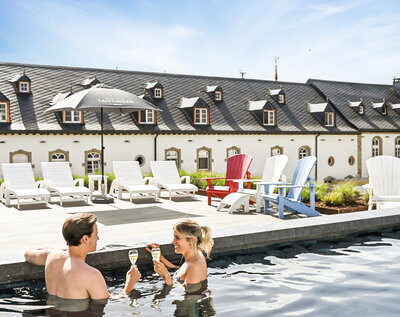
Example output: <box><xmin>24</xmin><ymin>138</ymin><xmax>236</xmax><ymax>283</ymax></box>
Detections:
<box><xmin>0</xmin><ymin>62</ymin><xmax>399</xmax><ymax>182</ymax></box>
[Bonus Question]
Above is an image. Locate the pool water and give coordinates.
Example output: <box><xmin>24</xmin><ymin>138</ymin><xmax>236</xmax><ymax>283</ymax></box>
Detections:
<box><xmin>1</xmin><ymin>228</ymin><xmax>400</xmax><ymax>316</ymax></box>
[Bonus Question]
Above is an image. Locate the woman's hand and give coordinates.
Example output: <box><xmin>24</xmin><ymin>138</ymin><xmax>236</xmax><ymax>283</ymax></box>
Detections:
<box><xmin>145</xmin><ymin>243</ymin><xmax>160</xmax><ymax>253</ymax></box>
<box><xmin>154</xmin><ymin>260</ymin><xmax>173</xmax><ymax>285</ymax></box>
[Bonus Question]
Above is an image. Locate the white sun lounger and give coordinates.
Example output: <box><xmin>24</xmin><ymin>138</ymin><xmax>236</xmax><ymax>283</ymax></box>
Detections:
<box><xmin>41</xmin><ymin>162</ymin><xmax>91</xmax><ymax>206</ymax></box>
<box><xmin>150</xmin><ymin>161</ymin><xmax>198</xmax><ymax>200</ymax></box>
<box><xmin>110</xmin><ymin>161</ymin><xmax>160</xmax><ymax>202</ymax></box>
<box><xmin>0</xmin><ymin>163</ymin><xmax>50</xmax><ymax>209</ymax></box>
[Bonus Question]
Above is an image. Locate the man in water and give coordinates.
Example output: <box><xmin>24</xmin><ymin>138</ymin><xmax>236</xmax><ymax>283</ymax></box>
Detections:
<box><xmin>25</xmin><ymin>213</ymin><xmax>140</xmax><ymax>299</ymax></box>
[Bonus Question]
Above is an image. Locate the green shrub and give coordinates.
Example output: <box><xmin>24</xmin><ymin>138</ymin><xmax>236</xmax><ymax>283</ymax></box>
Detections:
<box><xmin>322</xmin><ymin>182</ymin><xmax>360</xmax><ymax>206</ymax></box>
<box><xmin>301</xmin><ymin>182</ymin><xmax>328</xmax><ymax>203</ymax></box>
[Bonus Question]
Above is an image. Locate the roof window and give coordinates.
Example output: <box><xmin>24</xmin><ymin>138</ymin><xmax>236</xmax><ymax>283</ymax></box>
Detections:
<box><xmin>179</xmin><ymin>95</ymin><xmax>210</xmax><ymax>126</ymax></box>
<box><xmin>145</xmin><ymin>80</ymin><xmax>163</xmax><ymax>99</ymax></box>
<box><xmin>9</xmin><ymin>71</ymin><xmax>32</xmax><ymax>94</ymax></box>
<box><xmin>206</xmin><ymin>84</ymin><xmax>223</xmax><ymax>102</ymax></box>
<box><xmin>268</xmin><ymin>87</ymin><xmax>286</xmax><ymax>104</ymax></box>
<box><xmin>81</xmin><ymin>75</ymin><xmax>100</xmax><ymax>88</ymax></box>
<box><xmin>348</xmin><ymin>98</ymin><xmax>365</xmax><ymax>115</ymax></box>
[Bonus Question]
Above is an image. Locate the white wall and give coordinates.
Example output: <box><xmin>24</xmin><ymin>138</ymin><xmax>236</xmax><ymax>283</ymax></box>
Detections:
<box><xmin>361</xmin><ymin>132</ymin><xmax>400</xmax><ymax>177</ymax></box>
<box><xmin>0</xmin><ymin>132</ymin><xmax>363</xmax><ymax>182</ymax></box>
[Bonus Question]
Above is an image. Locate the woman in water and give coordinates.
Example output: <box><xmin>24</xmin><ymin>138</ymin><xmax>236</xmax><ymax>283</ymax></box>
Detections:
<box><xmin>148</xmin><ymin>219</ymin><xmax>213</xmax><ymax>293</ymax></box>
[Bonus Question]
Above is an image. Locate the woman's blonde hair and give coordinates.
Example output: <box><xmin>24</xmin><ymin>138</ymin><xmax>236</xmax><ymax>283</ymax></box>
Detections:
<box><xmin>174</xmin><ymin>219</ymin><xmax>214</xmax><ymax>258</ymax></box>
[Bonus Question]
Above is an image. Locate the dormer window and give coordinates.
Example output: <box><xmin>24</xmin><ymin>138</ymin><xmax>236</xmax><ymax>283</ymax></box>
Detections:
<box><xmin>63</xmin><ymin>111</ymin><xmax>83</xmax><ymax>124</ymax></box>
<box><xmin>359</xmin><ymin>105</ymin><xmax>365</xmax><ymax>114</ymax></box>
<box><xmin>382</xmin><ymin>105</ymin><xmax>387</xmax><ymax>115</ymax></box>
<box><xmin>348</xmin><ymin>99</ymin><xmax>365</xmax><ymax>115</ymax></box>
<box><xmin>81</xmin><ymin>76</ymin><xmax>100</xmax><ymax>88</ymax></box>
<box><xmin>206</xmin><ymin>84</ymin><xmax>223</xmax><ymax>102</ymax></box>
<box><xmin>139</xmin><ymin>110</ymin><xmax>156</xmax><ymax>124</ymax></box>
<box><xmin>0</xmin><ymin>102</ymin><xmax>9</xmax><ymax>122</ymax></box>
<box><xmin>19</xmin><ymin>81</ymin><xmax>30</xmax><ymax>93</ymax></box>
<box><xmin>145</xmin><ymin>81</ymin><xmax>164</xmax><ymax>100</ymax></box>
<box><xmin>263</xmin><ymin>110</ymin><xmax>276</xmax><ymax>126</ymax></box>
<box><xmin>325</xmin><ymin>112</ymin><xmax>335</xmax><ymax>127</ymax></box>
<box><xmin>269</xmin><ymin>87</ymin><xmax>285</xmax><ymax>104</ymax></box>
<box><xmin>154</xmin><ymin>88</ymin><xmax>163</xmax><ymax>99</ymax></box>
<box><xmin>0</xmin><ymin>92</ymin><xmax>10</xmax><ymax>123</ymax></box>
<box><xmin>371</xmin><ymin>99</ymin><xmax>387</xmax><ymax>115</ymax></box>
<box><xmin>194</xmin><ymin>107</ymin><xmax>209</xmax><ymax>125</ymax></box>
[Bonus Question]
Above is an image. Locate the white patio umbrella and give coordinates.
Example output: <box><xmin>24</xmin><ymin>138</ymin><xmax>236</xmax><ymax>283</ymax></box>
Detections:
<box><xmin>46</xmin><ymin>85</ymin><xmax>161</xmax><ymax>203</ymax></box>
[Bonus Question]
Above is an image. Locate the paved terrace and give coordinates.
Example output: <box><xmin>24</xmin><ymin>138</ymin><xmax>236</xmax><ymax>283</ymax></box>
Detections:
<box><xmin>1</xmin><ymin>193</ymin><xmax>400</xmax><ymax>286</ymax></box>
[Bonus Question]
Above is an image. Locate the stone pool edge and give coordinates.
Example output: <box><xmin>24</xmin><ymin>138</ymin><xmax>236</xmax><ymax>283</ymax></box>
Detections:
<box><xmin>1</xmin><ymin>209</ymin><xmax>400</xmax><ymax>287</ymax></box>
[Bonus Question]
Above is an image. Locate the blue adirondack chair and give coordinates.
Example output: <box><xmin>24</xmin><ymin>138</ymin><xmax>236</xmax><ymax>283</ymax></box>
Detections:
<box><xmin>261</xmin><ymin>156</ymin><xmax>319</xmax><ymax>219</ymax></box>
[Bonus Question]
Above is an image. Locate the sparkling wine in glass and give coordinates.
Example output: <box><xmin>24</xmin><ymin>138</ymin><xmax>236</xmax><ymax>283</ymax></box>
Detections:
<box><xmin>128</xmin><ymin>249</ymin><xmax>138</xmax><ymax>265</ymax></box>
<box><xmin>151</xmin><ymin>247</ymin><xmax>161</xmax><ymax>261</ymax></box>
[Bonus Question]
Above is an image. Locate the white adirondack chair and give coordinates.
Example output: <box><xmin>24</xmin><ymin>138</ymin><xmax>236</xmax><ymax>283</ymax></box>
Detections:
<box><xmin>261</xmin><ymin>156</ymin><xmax>319</xmax><ymax>219</ymax></box>
<box><xmin>41</xmin><ymin>162</ymin><xmax>91</xmax><ymax>206</ymax></box>
<box><xmin>110</xmin><ymin>161</ymin><xmax>160</xmax><ymax>202</ymax></box>
<box><xmin>364</xmin><ymin>155</ymin><xmax>400</xmax><ymax>210</ymax></box>
<box><xmin>0</xmin><ymin>163</ymin><xmax>50</xmax><ymax>209</ymax></box>
<box><xmin>235</xmin><ymin>155</ymin><xmax>288</xmax><ymax>212</ymax></box>
<box><xmin>150</xmin><ymin>161</ymin><xmax>198</xmax><ymax>200</ymax></box>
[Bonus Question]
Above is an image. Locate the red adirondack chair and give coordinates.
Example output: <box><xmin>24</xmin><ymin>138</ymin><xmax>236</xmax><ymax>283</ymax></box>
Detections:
<box><xmin>203</xmin><ymin>154</ymin><xmax>253</xmax><ymax>205</ymax></box>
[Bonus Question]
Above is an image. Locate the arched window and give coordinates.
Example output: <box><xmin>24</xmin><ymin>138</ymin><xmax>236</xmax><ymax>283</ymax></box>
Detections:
<box><xmin>226</xmin><ymin>146</ymin><xmax>240</xmax><ymax>160</ymax></box>
<box><xmin>165</xmin><ymin>147</ymin><xmax>181</xmax><ymax>169</ymax></box>
<box><xmin>85</xmin><ymin>149</ymin><xmax>101</xmax><ymax>174</ymax></box>
<box><xmin>395</xmin><ymin>137</ymin><xmax>400</xmax><ymax>158</ymax></box>
<box><xmin>298</xmin><ymin>146</ymin><xmax>310</xmax><ymax>159</ymax></box>
<box><xmin>197</xmin><ymin>147</ymin><xmax>212</xmax><ymax>171</ymax></box>
<box><xmin>372</xmin><ymin>137</ymin><xmax>382</xmax><ymax>157</ymax></box>
<box><xmin>10</xmin><ymin>150</ymin><xmax>31</xmax><ymax>163</ymax></box>
<box><xmin>49</xmin><ymin>149</ymin><xmax>69</xmax><ymax>162</ymax></box>
<box><xmin>271</xmin><ymin>145</ymin><xmax>283</xmax><ymax>156</ymax></box>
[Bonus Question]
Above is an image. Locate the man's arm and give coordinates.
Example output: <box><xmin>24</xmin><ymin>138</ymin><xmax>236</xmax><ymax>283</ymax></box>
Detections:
<box><xmin>24</xmin><ymin>248</ymin><xmax>53</xmax><ymax>266</ymax></box>
<box><xmin>86</xmin><ymin>269</ymin><xmax>110</xmax><ymax>300</ymax></box>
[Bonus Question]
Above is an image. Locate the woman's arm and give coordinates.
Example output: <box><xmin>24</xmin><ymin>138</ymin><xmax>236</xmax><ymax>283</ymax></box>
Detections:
<box><xmin>146</xmin><ymin>243</ymin><xmax>180</xmax><ymax>269</ymax></box>
<box><xmin>153</xmin><ymin>260</ymin><xmax>173</xmax><ymax>285</ymax></box>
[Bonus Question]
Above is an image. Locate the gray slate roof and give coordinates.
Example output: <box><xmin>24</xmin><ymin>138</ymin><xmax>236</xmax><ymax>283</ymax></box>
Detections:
<box><xmin>308</xmin><ymin>79</ymin><xmax>400</xmax><ymax>132</ymax></box>
<box><xmin>0</xmin><ymin>62</ymin><xmax>360</xmax><ymax>134</ymax></box>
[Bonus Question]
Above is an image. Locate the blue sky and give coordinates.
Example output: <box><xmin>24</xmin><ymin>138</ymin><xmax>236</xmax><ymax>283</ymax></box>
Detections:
<box><xmin>0</xmin><ymin>0</ymin><xmax>399</xmax><ymax>84</ymax></box>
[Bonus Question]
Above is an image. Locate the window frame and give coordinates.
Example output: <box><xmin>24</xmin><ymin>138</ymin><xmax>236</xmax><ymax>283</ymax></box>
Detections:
<box><xmin>84</xmin><ymin>149</ymin><xmax>102</xmax><ymax>174</ymax></box>
<box><xmin>49</xmin><ymin>149</ymin><xmax>69</xmax><ymax>162</ymax></box>
<box><xmin>226</xmin><ymin>146</ymin><xmax>240</xmax><ymax>160</ymax></box>
<box><xmin>63</xmin><ymin>111</ymin><xmax>84</xmax><ymax>124</ymax></box>
<box><xmin>372</xmin><ymin>136</ymin><xmax>382</xmax><ymax>157</ymax></box>
<box><xmin>214</xmin><ymin>91</ymin><xmax>222</xmax><ymax>101</ymax></box>
<box><xmin>298</xmin><ymin>146</ymin><xmax>311</xmax><ymax>159</ymax></box>
<box><xmin>395</xmin><ymin>137</ymin><xmax>400</xmax><ymax>158</ymax></box>
<box><xmin>19</xmin><ymin>81</ymin><xmax>30</xmax><ymax>93</ymax></box>
<box><xmin>165</xmin><ymin>147</ymin><xmax>182</xmax><ymax>169</ymax></box>
<box><xmin>271</xmin><ymin>145</ymin><xmax>283</xmax><ymax>156</ymax></box>
<box><xmin>263</xmin><ymin>109</ymin><xmax>276</xmax><ymax>126</ymax></box>
<box><xmin>139</xmin><ymin>109</ymin><xmax>156</xmax><ymax>124</ymax></box>
<box><xmin>154</xmin><ymin>88</ymin><xmax>163</xmax><ymax>99</ymax></box>
<box><xmin>10</xmin><ymin>149</ymin><xmax>32</xmax><ymax>165</ymax></box>
<box><xmin>278</xmin><ymin>94</ymin><xmax>285</xmax><ymax>104</ymax></box>
<box><xmin>196</xmin><ymin>146</ymin><xmax>212</xmax><ymax>171</ymax></box>
<box><xmin>325</xmin><ymin>112</ymin><xmax>335</xmax><ymax>127</ymax></box>
<box><xmin>0</xmin><ymin>102</ymin><xmax>10</xmax><ymax>123</ymax></box>
<box><xmin>194</xmin><ymin>107</ymin><xmax>209</xmax><ymax>125</ymax></box>
<box><xmin>359</xmin><ymin>105</ymin><xmax>365</xmax><ymax>115</ymax></box>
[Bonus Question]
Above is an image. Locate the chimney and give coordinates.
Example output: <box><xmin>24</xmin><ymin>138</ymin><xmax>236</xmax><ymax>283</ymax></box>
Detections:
<box><xmin>393</xmin><ymin>77</ymin><xmax>400</xmax><ymax>90</ymax></box>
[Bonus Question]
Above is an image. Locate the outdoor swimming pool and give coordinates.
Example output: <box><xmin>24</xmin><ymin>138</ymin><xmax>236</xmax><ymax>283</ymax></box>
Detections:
<box><xmin>1</xmin><ymin>228</ymin><xmax>400</xmax><ymax>316</ymax></box>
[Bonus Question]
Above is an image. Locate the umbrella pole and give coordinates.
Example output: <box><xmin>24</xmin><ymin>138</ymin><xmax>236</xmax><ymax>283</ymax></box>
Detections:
<box><xmin>92</xmin><ymin>108</ymin><xmax>114</xmax><ymax>203</ymax></box>
<box><xmin>101</xmin><ymin>108</ymin><xmax>105</xmax><ymax>196</ymax></box>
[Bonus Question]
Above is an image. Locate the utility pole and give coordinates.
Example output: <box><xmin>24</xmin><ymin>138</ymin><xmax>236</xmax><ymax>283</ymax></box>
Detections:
<box><xmin>274</xmin><ymin>56</ymin><xmax>279</xmax><ymax>81</ymax></box>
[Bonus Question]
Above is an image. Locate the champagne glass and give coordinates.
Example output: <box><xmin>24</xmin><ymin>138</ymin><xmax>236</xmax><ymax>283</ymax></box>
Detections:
<box><xmin>151</xmin><ymin>247</ymin><xmax>161</xmax><ymax>261</ymax></box>
<box><xmin>128</xmin><ymin>249</ymin><xmax>138</xmax><ymax>265</ymax></box>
